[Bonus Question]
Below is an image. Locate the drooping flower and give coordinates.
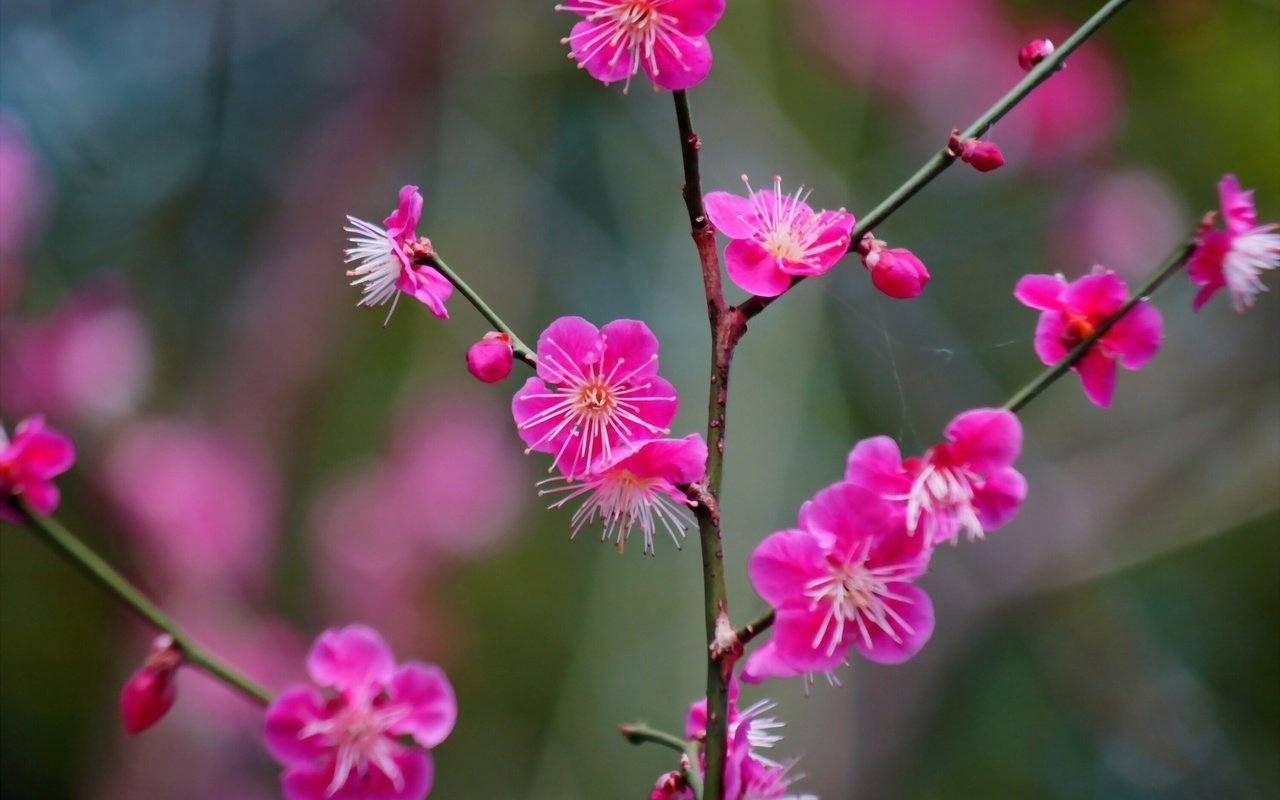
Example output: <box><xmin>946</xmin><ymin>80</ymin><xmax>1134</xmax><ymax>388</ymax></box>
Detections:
<box><xmin>556</xmin><ymin>0</ymin><xmax>725</xmax><ymax>92</ymax></box>
<box><xmin>844</xmin><ymin>408</ymin><xmax>1026</xmax><ymax>546</ymax></box>
<box><xmin>704</xmin><ymin>176</ymin><xmax>855</xmax><ymax>297</ymax></box>
<box><xmin>264</xmin><ymin>625</ymin><xmax>456</xmax><ymax>800</ymax></box>
<box><xmin>465</xmin><ymin>332</ymin><xmax>514</xmax><ymax>383</ymax></box>
<box><xmin>512</xmin><ymin>316</ymin><xmax>678</xmax><ymax>477</ymax></box>
<box><xmin>1014</xmin><ymin>267</ymin><xmax>1163</xmax><ymax>407</ymax></box>
<box><xmin>1017</xmin><ymin>38</ymin><xmax>1055</xmax><ymax>71</ymax></box>
<box><xmin>538</xmin><ymin>433</ymin><xmax>705</xmax><ymax>554</ymax></box>
<box><xmin>345</xmin><ymin>185</ymin><xmax>453</xmax><ymax>324</ymax></box>
<box><xmin>856</xmin><ymin>234</ymin><xmax>930</xmax><ymax>299</ymax></box>
<box><xmin>746</xmin><ymin>482</ymin><xmax>934</xmax><ymax>678</ymax></box>
<box><xmin>1187</xmin><ymin>174</ymin><xmax>1280</xmax><ymax>313</ymax></box>
<box><xmin>948</xmin><ymin>129</ymin><xmax>1005</xmax><ymax>172</ymax></box>
<box><xmin>120</xmin><ymin>635</ymin><xmax>181</xmax><ymax>735</ymax></box>
<box><xmin>0</xmin><ymin>414</ymin><xmax>75</xmax><ymax>522</ymax></box>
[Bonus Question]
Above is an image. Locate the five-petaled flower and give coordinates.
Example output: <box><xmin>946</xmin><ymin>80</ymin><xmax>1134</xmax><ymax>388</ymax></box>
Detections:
<box><xmin>0</xmin><ymin>414</ymin><xmax>75</xmax><ymax>523</ymax></box>
<box><xmin>1188</xmin><ymin>174</ymin><xmax>1280</xmax><ymax>313</ymax></box>
<box><xmin>265</xmin><ymin>625</ymin><xmax>456</xmax><ymax>800</ymax></box>
<box><xmin>1014</xmin><ymin>266</ymin><xmax>1163</xmax><ymax>407</ymax></box>
<box><xmin>345</xmin><ymin>185</ymin><xmax>453</xmax><ymax>325</ymax></box>
<box><xmin>556</xmin><ymin>0</ymin><xmax>726</xmax><ymax>92</ymax></box>
<box><xmin>705</xmin><ymin>175</ymin><xmax>855</xmax><ymax>297</ymax></box>
<box><xmin>512</xmin><ymin>316</ymin><xmax>678</xmax><ymax>478</ymax></box>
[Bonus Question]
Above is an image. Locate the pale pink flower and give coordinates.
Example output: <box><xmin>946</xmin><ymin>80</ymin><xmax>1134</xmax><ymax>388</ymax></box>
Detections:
<box><xmin>120</xmin><ymin>635</ymin><xmax>181</xmax><ymax>735</ymax></box>
<box><xmin>857</xmin><ymin>234</ymin><xmax>930</xmax><ymax>299</ymax></box>
<box><xmin>265</xmin><ymin>625</ymin><xmax>456</xmax><ymax>800</ymax></box>
<box><xmin>556</xmin><ymin>0</ymin><xmax>725</xmax><ymax>92</ymax></box>
<box><xmin>1188</xmin><ymin>174</ymin><xmax>1280</xmax><ymax>312</ymax></box>
<box><xmin>844</xmin><ymin>408</ymin><xmax>1026</xmax><ymax>546</ymax></box>
<box><xmin>0</xmin><ymin>414</ymin><xmax>75</xmax><ymax>522</ymax></box>
<box><xmin>1018</xmin><ymin>38</ymin><xmax>1055</xmax><ymax>71</ymax></box>
<box><xmin>1014</xmin><ymin>267</ymin><xmax>1163</xmax><ymax>407</ymax></box>
<box><xmin>465</xmin><ymin>332</ymin><xmax>514</xmax><ymax>383</ymax></box>
<box><xmin>705</xmin><ymin>176</ymin><xmax>855</xmax><ymax>297</ymax></box>
<box><xmin>346</xmin><ymin>185</ymin><xmax>452</xmax><ymax>323</ymax></box>
<box><xmin>746</xmin><ymin>482</ymin><xmax>934</xmax><ymax>676</ymax></box>
<box><xmin>512</xmin><ymin>316</ymin><xmax>678</xmax><ymax>477</ymax></box>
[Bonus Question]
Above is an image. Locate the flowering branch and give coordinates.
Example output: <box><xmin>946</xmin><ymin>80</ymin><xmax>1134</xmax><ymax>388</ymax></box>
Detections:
<box><xmin>9</xmin><ymin>499</ymin><xmax>273</xmax><ymax>706</ymax></box>
<box><xmin>737</xmin><ymin>0</ymin><xmax>1134</xmax><ymax>321</ymax></box>
<box><xmin>420</xmin><ymin>252</ymin><xmax>537</xmax><ymax>367</ymax></box>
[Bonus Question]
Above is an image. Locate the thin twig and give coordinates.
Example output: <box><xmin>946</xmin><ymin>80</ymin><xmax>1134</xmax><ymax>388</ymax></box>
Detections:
<box><xmin>423</xmin><ymin>252</ymin><xmax>537</xmax><ymax>367</ymax></box>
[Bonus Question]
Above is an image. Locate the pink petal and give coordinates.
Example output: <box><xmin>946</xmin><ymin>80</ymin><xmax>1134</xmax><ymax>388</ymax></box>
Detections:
<box><xmin>972</xmin><ymin>467</ymin><xmax>1027</xmax><ymax>532</ymax></box>
<box><xmin>770</xmin><ymin>606</ymin><xmax>850</xmax><ymax>673</ymax></box>
<box><xmin>843</xmin><ymin>436</ymin><xmax>911</xmax><ymax>494</ymax></box>
<box><xmin>747</xmin><ymin>529</ymin><xmax>828</xmax><ymax>607</ymax></box>
<box><xmin>804</xmin><ymin>209</ymin><xmax>856</xmax><ymax>273</ymax></box>
<box><xmin>619</xmin><ymin>434</ymin><xmax>707</xmax><ymax>485</ymax></box>
<box><xmin>1013</xmin><ymin>273</ymin><xmax>1066</xmax><ymax>311</ymax></box>
<box><xmin>282</xmin><ymin>751</ymin><xmax>432</xmax><ymax>800</ymax></box>
<box><xmin>387</xmin><ymin>663</ymin><xmax>457</xmax><ymax>749</ymax></box>
<box><xmin>725</xmin><ymin>239</ymin><xmax>792</xmax><ymax>297</ymax></box>
<box><xmin>18</xmin><ymin>428</ymin><xmax>76</xmax><ymax>478</ymax></box>
<box><xmin>1192</xmin><ymin>281</ymin><xmax>1221</xmax><ymax>312</ymax></box>
<box><xmin>20</xmin><ymin>479</ymin><xmax>59</xmax><ymax>515</ymax></box>
<box><xmin>801</xmin><ymin>482</ymin><xmax>904</xmax><ymax>561</ymax></box>
<box><xmin>1187</xmin><ymin>231</ymin><xmax>1229</xmax><ymax>287</ymax></box>
<box><xmin>383</xmin><ymin>185</ymin><xmax>422</xmax><ymax>241</ymax></box>
<box><xmin>264</xmin><ymin>686</ymin><xmax>330</xmax><ymax>769</ymax></box>
<box><xmin>1218</xmin><ymin>174</ymin><xmax>1257</xmax><ymax>235</ymax></box>
<box><xmin>1105</xmin><ymin>301</ymin><xmax>1163</xmax><ymax>370</ymax></box>
<box><xmin>739</xmin><ymin>640</ymin><xmax>803</xmax><ymax>683</ymax></box>
<box><xmin>1061</xmin><ymin>270</ymin><xmax>1126</xmax><ymax>315</ymax></box>
<box><xmin>944</xmin><ymin>408</ymin><xmax>1022</xmax><ymax>475</ymax></box>
<box><xmin>850</xmin><ymin>583</ymin><xmax>934</xmax><ymax>664</ymax></box>
<box><xmin>397</xmin><ymin>264</ymin><xmax>452</xmax><ymax>319</ymax></box>
<box><xmin>704</xmin><ymin>191</ymin><xmax>757</xmax><ymax>240</ymax></box>
<box><xmin>307</xmin><ymin>625</ymin><xmax>396</xmax><ymax>696</ymax></box>
<box><xmin>1076</xmin><ymin>349</ymin><xmax>1116</xmax><ymax>408</ymax></box>
<box><xmin>646</xmin><ymin>33</ymin><xmax>712</xmax><ymax>91</ymax></box>
<box><xmin>598</xmin><ymin>318</ymin><xmax>660</xmax><ymax>379</ymax></box>
<box><xmin>567</xmin><ymin>20</ymin><xmax>635</xmax><ymax>86</ymax></box>
<box><xmin>535</xmin><ymin>316</ymin><xmax>601</xmax><ymax>384</ymax></box>
<box><xmin>1031</xmin><ymin>310</ymin><xmax>1069</xmax><ymax>365</ymax></box>
<box><xmin>667</xmin><ymin>0</ymin><xmax>726</xmax><ymax>36</ymax></box>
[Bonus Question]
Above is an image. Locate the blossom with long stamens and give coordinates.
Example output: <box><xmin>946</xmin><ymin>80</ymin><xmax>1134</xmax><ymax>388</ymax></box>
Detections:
<box><xmin>556</xmin><ymin>0</ymin><xmax>725</xmax><ymax>92</ymax></box>
<box><xmin>345</xmin><ymin>185</ymin><xmax>452</xmax><ymax>324</ymax></box>
<box><xmin>512</xmin><ymin>316</ymin><xmax>678</xmax><ymax>478</ymax></box>
<box><xmin>264</xmin><ymin>625</ymin><xmax>456</xmax><ymax>800</ymax></box>
<box><xmin>538</xmin><ymin>434</ymin><xmax>705</xmax><ymax>554</ymax></box>
<box><xmin>0</xmin><ymin>414</ymin><xmax>74</xmax><ymax>523</ymax></box>
<box><xmin>1188</xmin><ymin>174</ymin><xmax>1280</xmax><ymax>313</ymax></box>
<box><xmin>844</xmin><ymin>408</ymin><xmax>1026</xmax><ymax>547</ymax></box>
<box><xmin>704</xmin><ymin>175</ymin><xmax>855</xmax><ymax>297</ymax></box>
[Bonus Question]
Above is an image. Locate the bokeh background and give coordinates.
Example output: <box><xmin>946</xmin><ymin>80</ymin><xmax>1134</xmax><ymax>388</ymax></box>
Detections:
<box><xmin>2</xmin><ymin>0</ymin><xmax>1278</xmax><ymax>797</ymax></box>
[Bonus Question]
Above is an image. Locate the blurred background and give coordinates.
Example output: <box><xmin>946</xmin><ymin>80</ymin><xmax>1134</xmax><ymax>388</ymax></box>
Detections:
<box><xmin>1</xmin><ymin>0</ymin><xmax>1277</xmax><ymax>797</ymax></box>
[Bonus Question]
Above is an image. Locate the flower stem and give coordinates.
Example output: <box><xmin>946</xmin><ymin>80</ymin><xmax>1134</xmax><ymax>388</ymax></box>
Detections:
<box><xmin>423</xmin><ymin>252</ymin><xmax>537</xmax><ymax>367</ymax></box>
<box><xmin>10</xmin><ymin>499</ymin><xmax>273</xmax><ymax>706</ymax></box>
<box><xmin>737</xmin><ymin>0</ymin><xmax>1134</xmax><ymax>321</ymax></box>
<box><xmin>1003</xmin><ymin>239</ymin><xmax>1195</xmax><ymax>413</ymax></box>
<box><xmin>620</xmin><ymin>724</ymin><xmax>705</xmax><ymax>799</ymax></box>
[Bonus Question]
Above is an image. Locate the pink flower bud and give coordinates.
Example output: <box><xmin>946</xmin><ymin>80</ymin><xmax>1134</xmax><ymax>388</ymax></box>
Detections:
<box><xmin>949</xmin><ymin>129</ymin><xmax>1005</xmax><ymax>172</ymax></box>
<box><xmin>466</xmin><ymin>332</ymin><xmax>513</xmax><ymax>383</ymax></box>
<box><xmin>649</xmin><ymin>771</ymin><xmax>690</xmax><ymax>800</ymax></box>
<box><xmin>864</xmin><ymin>246</ymin><xmax>931</xmax><ymax>299</ymax></box>
<box><xmin>1018</xmin><ymin>38</ymin><xmax>1055</xmax><ymax>71</ymax></box>
<box><xmin>119</xmin><ymin>635</ymin><xmax>181</xmax><ymax>735</ymax></box>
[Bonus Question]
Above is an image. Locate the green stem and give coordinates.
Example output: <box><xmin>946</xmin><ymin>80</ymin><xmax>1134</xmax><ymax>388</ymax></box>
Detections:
<box><xmin>733</xmin><ymin>608</ymin><xmax>775</xmax><ymax>647</ymax></box>
<box><xmin>425</xmin><ymin>253</ymin><xmax>537</xmax><ymax>367</ymax></box>
<box><xmin>11</xmin><ymin>500</ymin><xmax>273</xmax><ymax>706</ymax></box>
<box><xmin>621</xmin><ymin>724</ymin><xmax>705</xmax><ymax>799</ymax></box>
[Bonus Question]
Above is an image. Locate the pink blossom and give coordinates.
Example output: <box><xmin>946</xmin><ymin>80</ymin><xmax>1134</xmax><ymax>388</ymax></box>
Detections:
<box><xmin>556</xmin><ymin>0</ymin><xmax>725</xmax><ymax>92</ymax></box>
<box><xmin>0</xmin><ymin>414</ymin><xmax>75</xmax><ymax>522</ymax></box>
<box><xmin>465</xmin><ymin>332</ymin><xmax>514</xmax><ymax>383</ymax></box>
<box><xmin>746</xmin><ymin>482</ymin><xmax>934</xmax><ymax>677</ymax></box>
<box><xmin>1049</xmin><ymin>171</ymin><xmax>1185</xmax><ymax>278</ymax></box>
<box><xmin>857</xmin><ymin>235</ymin><xmax>930</xmax><ymax>299</ymax></box>
<box><xmin>346</xmin><ymin>185</ymin><xmax>453</xmax><ymax>324</ymax></box>
<box><xmin>650</xmin><ymin>771</ymin><xmax>691</xmax><ymax>800</ymax></box>
<box><xmin>949</xmin><ymin>129</ymin><xmax>1005</xmax><ymax>172</ymax></box>
<box><xmin>844</xmin><ymin>408</ymin><xmax>1026</xmax><ymax>546</ymax></box>
<box><xmin>704</xmin><ymin>176</ymin><xmax>855</xmax><ymax>297</ymax></box>
<box><xmin>1188</xmin><ymin>174</ymin><xmax>1280</xmax><ymax>312</ymax></box>
<box><xmin>1014</xmin><ymin>267</ymin><xmax>1163</xmax><ymax>407</ymax></box>
<box><xmin>265</xmin><ymin>625</ymin><xmax>456</xmax><ymax>800</ymax></box>
<box><xmin>1017</xmin><ymin>38</ymin><xmax>1055</xmax><ymax>71</ymax></box>
<box><xmin>512</xmin><ymin>316</ymin><xmax>678</xmax><ymax>477</ymax></box>
<box><xmin>120</xmin><ymin>635</ymin><xmax>181</xmax><ymax>735</ymax></box>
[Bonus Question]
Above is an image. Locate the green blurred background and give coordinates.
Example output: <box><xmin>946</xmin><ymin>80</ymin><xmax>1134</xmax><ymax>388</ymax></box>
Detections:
<box><xmin>1</xmin><ymin>0</ymin><xmax>1277</xmax><ymax>797</ymax></box>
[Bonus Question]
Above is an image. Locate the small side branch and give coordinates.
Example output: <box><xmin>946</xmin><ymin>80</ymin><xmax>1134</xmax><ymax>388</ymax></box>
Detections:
<box><xmin>421</xmin><ymin>252</ymin><xmax>537</xmax><ymax>367</ymax></box>
<box><xmin>620</xmin><ymin>724</ymin><xmax>705</xmax><ymax>799</ymax></box>
<box><xmin>734</xmin><ymin>609</ymin><xmax>776</xmax><ymax>648</ymax></box>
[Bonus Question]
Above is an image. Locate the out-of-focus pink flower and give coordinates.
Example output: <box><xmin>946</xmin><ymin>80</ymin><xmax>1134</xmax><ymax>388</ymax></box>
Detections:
<box><xmin>539</xmin><ymin>434</ymin><xmax>705</xmax><ymax>555</ymax></box>
<box><xmin>513</xmin><ymin>317</ymin><xmax>678</xmax><ymax>477</ymax></box>
<box><xmin>650</xmin><ymin>771</ymin><xmax>691</xmax><ymax>800</ymax></box>
<box><xmin>1049</xmin><ymin>171</ymin><xmax>1186</xmax><ymax>278</ymax></box>
<box><xmin>949</xmin><ymin>129</ymin><xmax>1005</xmax><ymax>172</ymax></box>
<box><xmin>857</xmin><ymin>234</ymin><xmax>930</xmax><ymax>299</ymax></box>
<box><xmin>0</xmin><ymin>114</ymin><xmax>49</xmax><ymax>308</ymax></box>
<box><xmin>265</xmin><ymin>625</ymin><xmax>456</xmax><ymax>800</ymax></box>
<box><xmin>346</xmin><ymin>185</ymin><xmax>453</xmax><ymax>323</ymax></box>
<box><xmin>746</xmin><ymin>482</ymin><xmax>933</xmax><ymax>678</ymax></box>
<box><xmin>1188</xmin><ymin>174</ymin><xmax>1280</xmax><ymax>313</ymax></box>
<box><xmin>705</xmin><ymin>176</ymin><xmax>855</xmax><ymax>297</ymax></box>
<box><xmin>120</xmin><ymin>635</ymin><xmax>181</xmax><ymax>735</ymax></box>
<box><xmin>466</xmin><ymin>332</ymin><xmax>514</xmax><ymax>383</ymax></box>
<box><xmin>0</xmin><ymin>285</ymin><xmax>151</xmax><ymax>424</ymax></box>
<box><xmin>0</xmin><ymin>414</ymin><xmax>75</xmax><ymax>522</ymax></box>
<box><xmin>1014</xmin><ymin>267</ymin><xmax>1163</xmax><ymax>407</ymax></box>
<box><xmin>845</xmin><ymin>408</ymin><xmax>1026</xmax><ymax>546</ymax></box>
<box><xmin>1018</xmin><ymin>38</ymin><xmax>1055</xmax><ymax>71</ymax></box>
<box><xmin>556</xmin><ymin>0</ymin><xmax>725</xmax><ymax>92</ymax></box>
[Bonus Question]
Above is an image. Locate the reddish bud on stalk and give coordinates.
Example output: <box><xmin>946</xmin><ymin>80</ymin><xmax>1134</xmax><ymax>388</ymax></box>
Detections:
<box><xmin>466</xmin><ymin>332</ymin><xmax>514</xmax><ymax>383</ymax></box>
<box><xmin>120</xmin><ymin>635</ymin><xmax>181</xmax><ymax>735</ymax></box>
<box><xmin>650</xmin><ymin>770</ymin><xmax>689</xmax><ymax>800</ymax></box>
<box><xmin>858</xmin><ymin>234</ymin><xmax>931</xmax><ymax>299</ymax></box>
<box><xmin>949</xmin><ymin>129</ymin><xmax>1006</xmax><ymax>173</ymax></box>
<box><xmin>1018</xmin><ymin>38</ymin><xmax>1055</xmax><ymax>71</ymax></box>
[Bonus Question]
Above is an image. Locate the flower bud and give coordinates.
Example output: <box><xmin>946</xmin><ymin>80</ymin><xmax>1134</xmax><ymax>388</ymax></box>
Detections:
<box><xmin>949</xmin><ymin>129</ymin><xmax>1005</xmax><ymax>173</ymax></box>
<box><xmin>1018</xmin><ymin>38</ymin><xmax>1055</xmax><ymax>71</ymax></box>
<box><xmin>649</xmin><ymin>771</ymin><xmax>689</xmax><ymax>800</ymax></box>
<box><xmin>120</xmin><ymin>635</ymin><xmax>181</xmax><ymax>735</ymax></box>
<box><xmin>864</xmin><ymin>245</ymin><xmax>931</xmax><ymax>299</ymax></box>
<box><xmin>466</xmin><ymin>332</ymin><xmax>514</xmax><ymax>383</ymax></box>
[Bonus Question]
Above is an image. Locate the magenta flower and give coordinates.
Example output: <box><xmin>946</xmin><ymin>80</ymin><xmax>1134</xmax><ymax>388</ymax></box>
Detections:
<box><xmin>845</xmin><ymin>408</ymin><xmax>1026</xmax><ymax>546</ymax></box>
<box><xmin>704</xmin><ymin>176</ymin><xmax>855</xmax><ymax>297</ymax></box>
<box><xmin>1014</xmin><ymin>267</ymin><xmax>1163</xmax><ymax>407</ymax></box>
<box><xmin>747</xmin><ymin>482</ymin><xmax>934</xmax><ymax>676</ymax></box>
<box><xmin>1017</xmin><ymin>38</ymin><xmax>1055</xmax><ymax>71</ymax></box>
<box><xmin>120</xmin><ymin>635</ymin><xmax>181</xmax><ymax>735</ymax></box>
<box><xmin>1188</xmin><ymin>174</ymin><xmax>1280</xmax><ymax>312</ymax></box>
<box><xmin>556</xmin><ymin>0</ymin><xmax>725</xmax><ymax>92</ymax></box>
<box><xmin>512</xmin><ymin>316</ymin><xmax>678</xmax><ymax>477</ymax></box>
<box><xmin>346</xmin><ymin>185</ymin><xmax>453</xmax><ymax>324</ymax></box>
<box><xmin>857</xmin><ymin>234</ymin><xmax>930</xmax><ymax>299</ymax></box>
<box><xmin>539</xmin><ymin>433</ymin><xmax>705</xmax><ymax>554</ymax></box>
<box><xmin>265</xmin><ymin>625</ymin><xmax>456</xmax><ymax>800</ymax></box>
<box><xmin>0</xmin><ymin>414</ymin><xmax>74</xmax><ymax>522</ymax></box>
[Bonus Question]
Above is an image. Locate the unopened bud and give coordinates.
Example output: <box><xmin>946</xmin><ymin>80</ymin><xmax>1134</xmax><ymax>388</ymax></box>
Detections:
<box><xmin>948</xmin><ymin>129</ymin><xmax>1005</xmax><ymax>173</ymax></box>
<box><xmin>466</xmin><ymin>332</ymin><xmax>514</xmax><ymax>383</ymax></box>
<box><xmin>120</xmin><ymin>635</ymin><xmax>181</xmax><ymax>735</ymax></box>
<box><xmin>650</xmin><ymin>770</ymin><xmax>690</xmax><ymax>800</ymax></box>
<box><xmin>1018</xmin><ymin>38</ymin><xmax>1055</xmax><ymax>71</ymax></box>
<box><xmin>862</xmin><ymin>241</ymin><xmax>931</xmax><ymax>300</ymax></box>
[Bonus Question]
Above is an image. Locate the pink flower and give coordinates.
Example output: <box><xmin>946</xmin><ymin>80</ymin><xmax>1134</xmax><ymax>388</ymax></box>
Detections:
<box><xmin>1017</xmin><ymin>38</ymin><xmax>1055</xmax><ymax>71</ymax></box>
<box><xmin>346</xmin><ymin>185</ymin><xmax>453</xmax><ymax>324</ymax></box>
<box><xmin>1014</xmin><ymin>267</ymin><xmax>1163</xmax><ymax>407</ymax></box>
<box><xmin>265</xmin><ymin>625</ymin><xmax>456</xmax><ymax>800</ymax></box>
<box><xmin>704</xmin><ymin>176</ymin><xmax>855</xmax><ymax>297</ymax></box>
<box><xmin>512</xmin><ymin>316</ymin><xmax>678</xmax><ymax>477</ymax></box>
<box><xmin>1188</xmin><ymin>174</ymin><xmax>1280</xmax><ymax>312</ymax></box>
<box><xmin>120</xmin><ymin>635</ymin><xmax>181</xmax><ymax>735</ymax></box>
<box><xmin>465</xmin><ymin>332</ymin><xmax>514</xmax><ymax>383</ymax></box>
<box><xmin>857</xmin><ymin>234</ymin><xmax>930</xmax><ymax>299</ymax></box>
<box><xmin>949</xmin><ymin>129</ymin><xmax>1005</xmax><ymax>172</ymax></box>
<box><xmin>539</xmin><ymin>434</ymin><xmax>705</xmax><ymax>554</ymax></box>
<box><xmin>556</xmin><ymin>0</ymin><xmax>725</xmax><ymax>92</ymax></box>
<box><xmin>844</xmin><ymin>408</ymin><xmax>1026</xmax><ymax>546</ymax></box>
<box><xmin>746</xmin><ymin>482</ymin><xmax>934</xmax><ymax>677</ymax></box>
<box><xmin>0</xmin><ymin>414</ymin><xmax>74</xmax><ymax>522</ymax></box>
